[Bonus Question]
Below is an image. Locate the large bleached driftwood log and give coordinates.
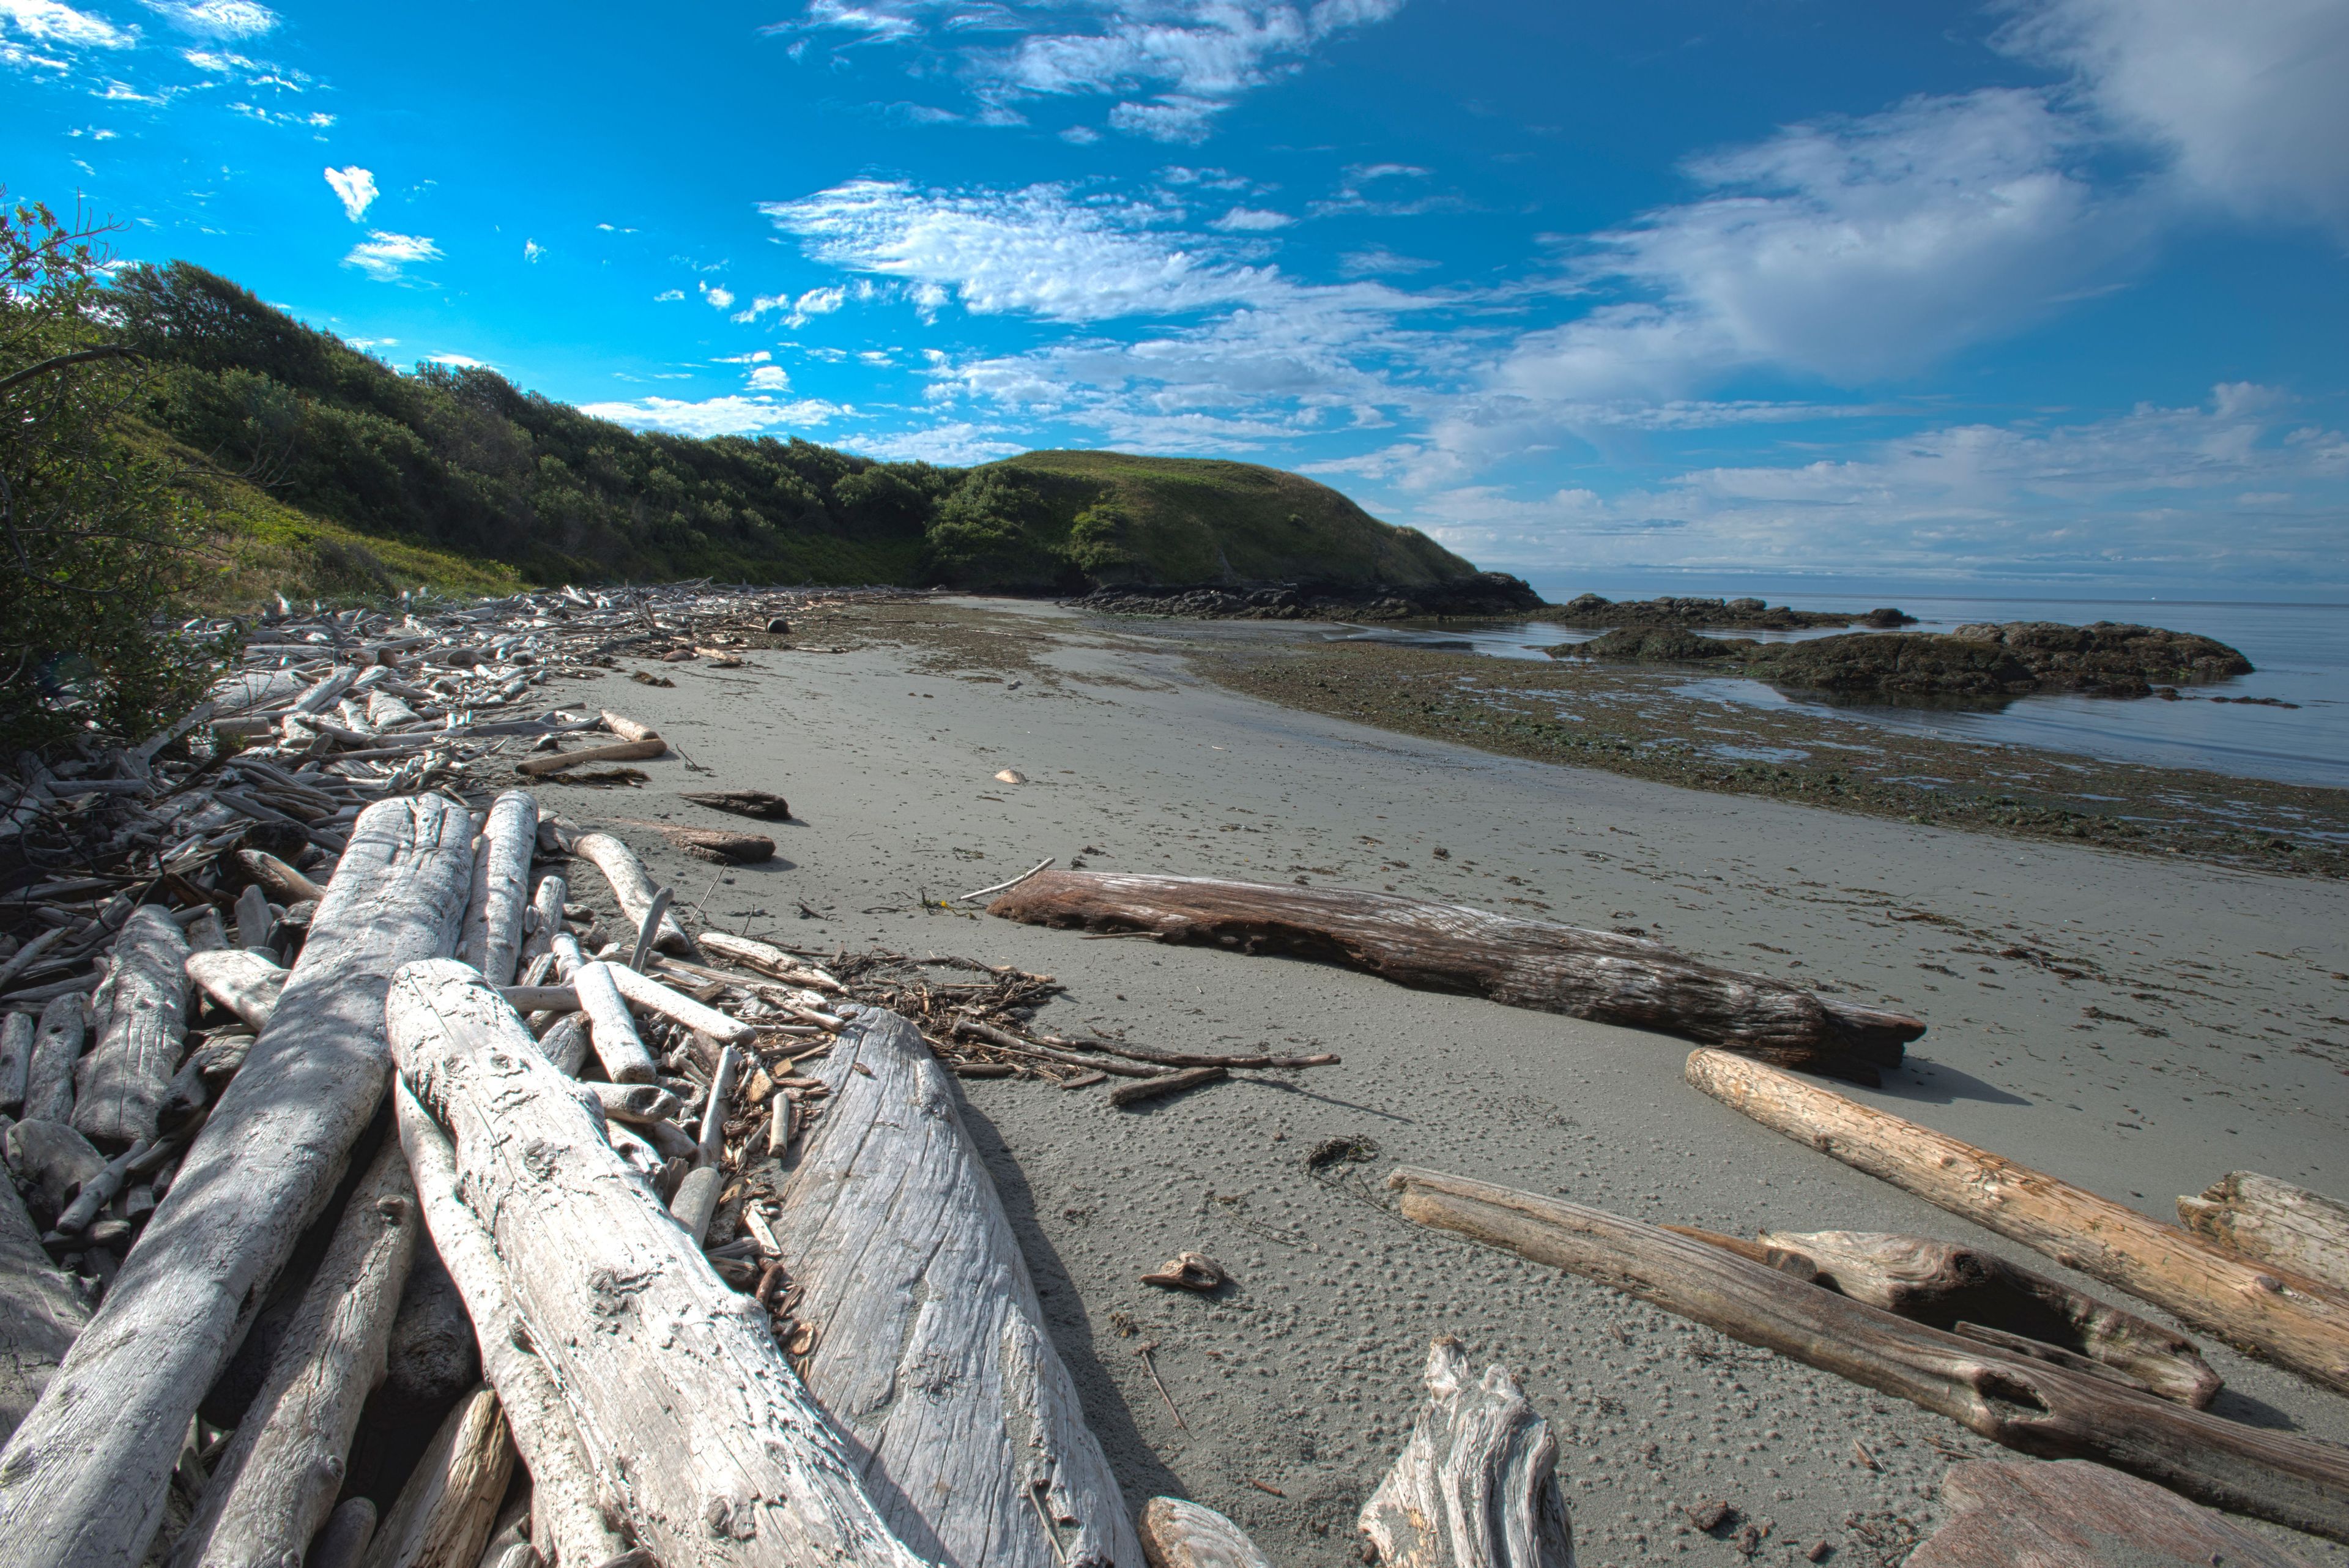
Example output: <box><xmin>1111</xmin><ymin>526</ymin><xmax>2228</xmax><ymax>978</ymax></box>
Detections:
<box><xmin>169</xmin><ymin>1136</ymin><xmax>419</xmax><ymax>1568</ymax></box>
<box><xmin>1908</xmin><ymin>1458</ymin><xmax>2317</xmax><ymax>1568</ymax></box>
<box><xmin>1357</xmin><ymin>1337</ymin><xmax>1572</xmax><ymax>1568</ymax></box>
<box><xmin>1138</xmin><ymin>1499</ymin><xmax>1276</xmax><ymax>1568</ymax></box>
<box><xmin>386</xmin><ymin>961</ymin><xmax>926</xmax><ymax>1568</ymax></box>
<box><xmin>359</xmin><ymin>1386</ymin><xmax>513</xmax><ymax>1568</ymax></box>
<box><xmin>570</xmin><ymin>832</ymin><xmax>691</xmax><ymax>953</ymax></box>
<box><xmin>1683</xmin><ymin>1048</ymin><xmax>2349</xmax><ymax>1397</ymax></box>
<box><xmin>774</xmin><ymin>1008</ymin><xmax>1143</xmax><ymax>1568</ymax></box>
<box><xmin>514</xmin><ymin>739</ymin><xmax>666</xmax><ymax>778</ymax></box>
<box><xmin>393</xmin><ymin>1085</ymin><xmax>631</xmax><ymax>1568</ymax></box>
<box><xmin>0</xmin><ymin>794</ymin><xmax>473</xmax><ymax>1568</ymax></box>
<box><xmin>184</xmin><ymin>948</ymin><xmax>284</xmax><ymax>1031</ymax></box>
<box><xmin>72</xmin><ymin>904</ymin><xmax>190</xmax><ymax>1146</ymax></box>
<box><xmin>458</xmin><ymin>790</ymin><xmax>538</xmax><ymax>987</ymax></box>
<box><xmin>1387</xmin><ymin>1165</ymin><xmax>2349</xmax><ymax>1544</ymax></box>
<box><xmin>2180</xmin><ymin>1172</ymin><xmax>2349</xmax><ymax>1299</ymax></box>
<box><xmin>22</xmin><ymin>994</ymin><xmax>85</xmax><ymax>1124</ymax></box>
<box><xmin>989</xmin><ymin>872</ymin><xmax>1922</xmax><ymax>1082</ymax></box>
<box><xmin>1756</xmin><ymin>1229</ymin><xmax>2220</xmax><ymax>1408</ymax></box>
<box><xmin>0</xmin><ymin>1164</ymin><xmax>86</xmax><ymax>1441</ymax></box>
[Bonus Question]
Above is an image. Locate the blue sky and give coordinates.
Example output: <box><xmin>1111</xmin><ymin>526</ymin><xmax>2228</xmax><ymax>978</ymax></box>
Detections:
<box><xmin>4</xmin><ymin>0</ymin><xmax>2346</xmax><ymax>593</ymax></box>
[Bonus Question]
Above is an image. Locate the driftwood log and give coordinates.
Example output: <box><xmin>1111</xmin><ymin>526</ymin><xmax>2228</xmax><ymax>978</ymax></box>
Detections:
<box><xmin>393</xmin><ymin>1086</ymin><xmax>631</xmax><ymax>1568</ymax></box>
<box><xmin>184</xmin><ymin>949</ymin><xmax>284</xmax><ymax>1031</ymax></box>
<box><xmin>597</xmin><ymin>710</ymin><xmax>660</xmax><ymax>743</ymax></box>
<box><xmin>1683</xmin><ymin>1048</ymin><xmax>2349</xmax><ymax>1397</ymax></box>
<box><xmin>1357</xmin><ymin>1337</ymin><xmax>1572</xmax><ymax>1568</ymax></box>
<box><xmin>1387</xmin><ymin>1165</ymin><xmax>2349</xmax><ymax>1543</ymax></box>
<box><xmin>2180</xmin><ymin>1172</ymin><xmax>2349</xmax><ymax>1298</ymax></box>
<box><xmin>775</xmin><ymin>1007</ymin><xmax>1143</xmax><ymax>1567</ymax></box>
<box><xmin>603</xmin><ymin>960</ymin><xmax>754</xmax><ymax>1044</ymax></box>
<box><xmin>1138</xmin><ymin>1499</ymin><xmax>1275</xmax><ymax>1568</ymax></box>
<box><xmin>239</xmin><ymin>849</ymin><xmax>326</xmax><ymax>905</ymax></box>
<box><xmin>514</xmin><ymin>740</ymin><xmax>666</xmax><ymax>778</ymax></box>
<box><xmin>23</xmin><ymin>994</ymin><xmax>84</xmax><ymax>1124</ymax></box>
<box><xmin>570</xmin><ymin>833</ymin><xmax>691</xmax><ymax>954</ymax></box>
<box><xmin>358</xmin><ymin>1386</ymin><xmax>513</xmax><ymax>1568</ymax></box>
<box><xmin>1</xmin><ymin>1120</ymin><xmax>102</xmax><ymax>1228</ymax></box>
<box><xmin>697</xmin><ymin>931</ymin><xmax>842</xmax><ymax>992</ymax></box>
<box><xmin>1757</xmin><ymin>1230</ymin><xmax>2220</xmax><ymax>1407</ymax></box>
<box><xmin>661</xmin><ymin>827</ymin><xmax>774</xmax><ymax>864</ymax></box>
<box><xmin>386</xmin><ymin>961</ymin><xmax>927</xmax><ymax>1568</ymax></box>
<box><xmin>989</xmin><ymin>872</ymin><xmax>1922</xmax><ymax>1082</ymax></box>
<box><xmin>680</xmin><ymin>789</ymin><xmax>790</xmax><ymax>821</ymax></box>
<box><xmin>168</xmin><ymin>1136</ymin><xmax>419</xmax><ymax>1568</ymax></box>
<box><xmin>308</xmin><ymin>1499</ymin><xmax>377</xmax><ymax>1568</ymax></box>
<box><xmin>0</xmin><ymin>1011</ymin><xmax>32</xmax><ymax>1112</ymax></box>
<box><xmin>1908</xmin><ymin>1458</ymin><xmax>2317</xmax><ymax>1568</ymax></box>
<box><xmin>0</xmin><ymin>794</ymin><xmax>473</xmax><ymax>1568</ymax></box>
<box><xmin>565</xmin><ymin>960</ymin><xmax>658</xmax><ymax>1083</ymax></box>
<box><xmin>458</xmin><ymin>791</ymin><xmax>538</xmax><ymax>987</ymax></box>
<box><xmin>0</xmin><ymin>1162</ymin><xmax>86</xmax><ymax>1441</ymax></box>
<box><xmin>72</xmin><ymin>904</ymin><xmax>190</xmax><ymax>1146</ymax></box>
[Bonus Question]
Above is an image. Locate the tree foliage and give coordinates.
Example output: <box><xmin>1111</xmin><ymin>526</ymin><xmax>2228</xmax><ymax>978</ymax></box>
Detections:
<box><xmin>0</xmin><ymin>198</ymin><xmax>218</xmax><ymax>750</ymax></box>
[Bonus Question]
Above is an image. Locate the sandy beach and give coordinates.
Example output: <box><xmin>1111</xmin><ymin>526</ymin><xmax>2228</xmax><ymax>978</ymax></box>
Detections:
<box><xmin>536</xmin><ymin>596</ymin><xmax>2349</xmax><ymax>1566</ymax></box>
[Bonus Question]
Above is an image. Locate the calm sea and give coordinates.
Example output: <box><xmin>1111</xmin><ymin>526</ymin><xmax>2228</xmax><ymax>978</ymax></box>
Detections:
<box><xmin>1324</xmin><ymin>587</ymin><xmax>2349</xmax><ymax>789</ymax></box>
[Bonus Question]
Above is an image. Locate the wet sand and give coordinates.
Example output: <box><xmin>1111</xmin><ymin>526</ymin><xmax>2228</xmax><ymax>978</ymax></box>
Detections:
<box><xmin>536</xmin><ymin>596</ymin><xmax>2349</xmax><ymax>1566</ymax></box>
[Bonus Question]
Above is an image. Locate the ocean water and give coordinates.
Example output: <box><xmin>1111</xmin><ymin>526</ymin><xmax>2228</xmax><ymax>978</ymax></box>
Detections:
<box><xmin>1323</xmin><ymin>592</ymin><xmax>2349</xmax><ymax>789</ymax></box>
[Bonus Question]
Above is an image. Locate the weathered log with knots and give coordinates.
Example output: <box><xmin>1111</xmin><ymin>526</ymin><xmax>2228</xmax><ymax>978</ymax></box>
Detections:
<box><xmin>774</xmin><ymin>1006</ymin><xmax>1143</xmax><ymax>1568</ymax></box>
<box><xmin>1387</xmin><ymin>1164</ymin><xmax>2349</xmax><ymax>1544</ymax></box>
<box><xmin>988</xmin><ymin>871</ymin><xmax>1923</xmax><ymax>1082</ymax></box>
<box><xmin>458</xmin><ymin>790</ymin><xmax>538</xmax><ymax>987</ymax></box>
<box><xmin>0</xmin><ymin>793</ymin><xmax>474</xmax><ymax>1568</ymax></box>
<box><xmin>1683</xmin><ymin>1047</ymin><xmax>2349</xmax><ymax>1398</ymax></box>
<box><xmin>1357</xmin><ymin>1337</ymin><xmax>1572</xmax><ymax>1568</ymax></box>
<box><xmin>2178</xmin><ymin>1172</ymin><xmax>2349</xmax><ymax>1299</ymax></box>
<box><xmin>385</xmin><ymin>960</ymin><xmax>927</xmax><ymax>1568</ymax></box>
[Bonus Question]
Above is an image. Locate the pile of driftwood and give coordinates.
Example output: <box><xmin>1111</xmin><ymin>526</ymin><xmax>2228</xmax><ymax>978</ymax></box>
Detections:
<box><xmin>0</xmin><ymin>781</ymin><xmax>1322</xmax><ymax>1568</ymax></box>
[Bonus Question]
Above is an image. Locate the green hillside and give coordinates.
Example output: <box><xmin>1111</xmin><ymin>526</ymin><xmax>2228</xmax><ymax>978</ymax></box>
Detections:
<box><xmin>107</xmin><ymin>261</ymin><xmax>1485</xmax><ymax>606</ymax></box>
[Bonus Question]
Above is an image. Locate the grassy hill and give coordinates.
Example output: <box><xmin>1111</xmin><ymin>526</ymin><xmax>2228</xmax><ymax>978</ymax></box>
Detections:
<box><xmin>112</xmin><ymin>261</ymin><xmax>1487</xmax><ymax>608</ymax></box>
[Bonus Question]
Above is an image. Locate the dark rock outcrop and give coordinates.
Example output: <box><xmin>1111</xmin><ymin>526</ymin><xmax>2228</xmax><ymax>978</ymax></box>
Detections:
<box><xmin>1557</xmin><ymin>620</ymin><xmax>2254</xmax><ymax>701</ymax></box>
<box><xmin>1068</xmin><ymin>571</ymin><xmax>1543</xmax><ymax>622</ymax></box>
<box><xmin>1538</xmin><ymin>594</ymin><xmax>1914</xmax><ymax>631</ymax></box>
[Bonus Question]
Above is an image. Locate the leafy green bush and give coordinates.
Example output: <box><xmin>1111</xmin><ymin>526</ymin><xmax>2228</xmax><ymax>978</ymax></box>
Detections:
<box><xmin>0</xmin><ymin>198</ymin><xmax>221</xmax><ymax>750</ymax></box>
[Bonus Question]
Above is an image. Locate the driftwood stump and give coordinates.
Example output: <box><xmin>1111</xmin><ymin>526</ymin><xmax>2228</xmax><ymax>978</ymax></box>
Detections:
<box><xmin>0</xmin><ymin>794</ymin><xmax>473</xmax><ymax>1568</ymax></box>
<box><xmin>775</xmin><ymin>1008</ymin><xmax>1143</xmax><ymax>1568</ymax></box>
<box><xmin>1907</xmin><ymin>1458</ymin><xmax>2317</xmax><ymax>1567</ymax></box>
<box><xmin>1684</xmin><ymin>1047</ymin><xmax>2349</xmax><ymax>1399</ymax></box>
<box><xmin>1358</xmin><ymin>1338</ymin><xmax>1572</xmax><ymax>1568</ymax></box>
<box><xmin>2179</xmin><ymin>1172</ymin><xmax>2349</xmax><ymax>1298</ymax></box>
<box><xmin>1387</xmin><ymin>1165</ymin><xmax>2349</xmax><ymax>1544</ymax></box>
<box><xmin>989</xmin><ymin>872</ymin><xmax>1921</xmax><ymax>1082</ymax></box>
<box><xmin>387</xmin><ymin>960</ymin><xmax>926</xmax><ymax>1568</ymax></box>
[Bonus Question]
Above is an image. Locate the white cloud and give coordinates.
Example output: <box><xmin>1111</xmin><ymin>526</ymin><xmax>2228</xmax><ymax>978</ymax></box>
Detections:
<box><xmin>784</xmin><ymin>284</ymin><xmax>847</xmax><ymax>327</ymax></box>
<box><xmin>2002</xmin><ymin>0</ymin><xmax>2349</xmax><ymax>237</ymax></box>
<box><xmin>1417</xmin><ymin>385</ymin><xmax>2349</xmax><ymax>586</ymax></box>
<box><xmin>1208</xmin><ymin>206</ymin><xmax>1294</xmax><ymax>231</ymax></box>
<box><xmin>1</xmin><ymin>0</ymin><xmax>128</xmax><ymax>48</ymax></box>
<box><xmin>776</xmin><ymin>0</ymin><xmax>1407</xmax><ymax>142</ymax></box>
<box><xmin>653</xmin><ymin>288</ymin><xmax>685</xmax><ymax>302</ymax></box>
<box><xmin>847</xmin><ymin>421</ymin><xmax>1026</xmax><ymax>464</ymax></box>
<box><xmin>424</xmin><ymin>352</ymin><xmax>489</xmax><ymax>368</ymax></box>
<box><xmin>748</xmin><ymin>364</ymin><xmax>790</xmax><ymax>389</ymax></box>
<box><xmin>714</xmin><ymin>349</ymin><xmax>772</xmax><ymax>363</ymax></box>
<box><xmin>1338</xmin><ymin>245</ymin><xmax>1435</xmax><ymax>275</ymax></box>
<box><xmin>324</xmin><ymin>164</ymin><xmax>376</xmax><ymax>221</ymax></box>
<box><xmin>522</xmin><ymin>238</ymin><xmax>543</xmax><ymax>262</ymax></box>
<box><xmin>703</xmin><ymin>283</ymin><xmax>735</xmax><ymax>309</ymax></box>
<box><xmin>143</xmin><ymin>0</ymin><xmax>276</xmax><ymax>35</ymax></box>
<box><xmin>577</xmin><ymin>394</ymin><xmax>842</xmax><ymax>437</ymax></box>
<box><xmin>342</xmin><ymin>230</ymin><xmax>440</xmax><ymax>281</ymax></box>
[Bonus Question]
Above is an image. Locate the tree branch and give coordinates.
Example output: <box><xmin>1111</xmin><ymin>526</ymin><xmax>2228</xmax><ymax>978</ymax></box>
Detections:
<box><xmin>0</xmin><ymin>344</ymin><xmax>143</xmax><ymax>398</ymax></box>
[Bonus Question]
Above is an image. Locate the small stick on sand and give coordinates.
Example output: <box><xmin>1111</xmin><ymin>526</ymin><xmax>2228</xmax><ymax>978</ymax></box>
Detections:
<box><xmin>956</xmin><ymin>857</ymin><xmax>1054</xmax><ymax>904</ymax></box>
<box><xmin>1135</xmin><ymin>1342</ymin><xmax>1186</xmax><ymax>1430</ymax></box>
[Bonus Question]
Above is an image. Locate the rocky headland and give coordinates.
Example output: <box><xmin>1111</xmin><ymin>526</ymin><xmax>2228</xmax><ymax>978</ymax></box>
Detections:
<box><xmin>1565</xmin><ymin>620</ymin><xmax>2255</xmax><ymax>699</ymax></box>
<box><xmin>1066</xmin><ymin>571</ymin><xmax>1545</xmax><ymax>622</ymax></box>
